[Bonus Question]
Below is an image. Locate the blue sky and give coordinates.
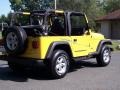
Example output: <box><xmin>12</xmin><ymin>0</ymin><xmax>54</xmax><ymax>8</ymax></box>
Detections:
<box><xmin>0</xmin><ymin>0</ymin><xmax>11</xmax><ymax>16</ymax></box>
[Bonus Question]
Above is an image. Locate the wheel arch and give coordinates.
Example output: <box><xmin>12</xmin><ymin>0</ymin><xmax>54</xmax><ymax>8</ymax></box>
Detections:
<box><xmin>96</xmin><ymin>40</ymin><xmax>113</xmax><ymax>54</ymax></box>
<box><xmin>45</xmin><ymin>41</ymin><xmax>73</xmax><ymax>59</ymax></box>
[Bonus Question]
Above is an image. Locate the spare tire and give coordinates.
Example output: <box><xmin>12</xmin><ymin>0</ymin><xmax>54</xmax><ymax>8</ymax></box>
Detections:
<box><xmin>4</xmin><ymin>26</ymin><xmax>27</xmax><ymax>55</ymax></box>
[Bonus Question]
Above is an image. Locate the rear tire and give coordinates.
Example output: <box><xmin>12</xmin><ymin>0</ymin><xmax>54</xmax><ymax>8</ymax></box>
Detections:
<box><xmin>48</xmin><ymin>50</ymin><xmax>70</xmax><ymax>79</ymax></box>
<box><xmin>96</xmin><ymin>45</ymin><xmax>111</xmax><ymax>66</ymax></box>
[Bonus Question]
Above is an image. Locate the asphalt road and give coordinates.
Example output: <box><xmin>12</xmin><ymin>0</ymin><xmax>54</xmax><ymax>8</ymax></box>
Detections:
<box><xmin>0</xmin><ymin>52</ymin><xmax>120</xmax><ymax>90</ymax></box>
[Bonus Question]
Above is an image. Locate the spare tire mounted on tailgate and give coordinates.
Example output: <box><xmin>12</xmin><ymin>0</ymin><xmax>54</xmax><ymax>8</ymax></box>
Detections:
<box><xmin>4</xmin><ymin>26</ymin><xmax>27</xmax><ymax>55</ymax></box>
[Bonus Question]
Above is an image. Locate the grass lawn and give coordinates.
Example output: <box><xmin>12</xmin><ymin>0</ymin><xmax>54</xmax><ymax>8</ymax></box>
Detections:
<box><xmin>112</xmin><ymin>40</ymin><xmax>120</xmax><ymax>51</ymax></box>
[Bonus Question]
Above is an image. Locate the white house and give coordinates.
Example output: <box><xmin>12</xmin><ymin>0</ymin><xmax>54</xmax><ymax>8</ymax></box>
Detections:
<box><xmin>96</xmin><ymin>9</ymin><xmax>120</xmax><ymax>40</ymax></box>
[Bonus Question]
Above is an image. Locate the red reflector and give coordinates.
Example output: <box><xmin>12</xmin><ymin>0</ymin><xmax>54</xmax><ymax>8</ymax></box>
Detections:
<box><xmin>32</xmin><ymin>41</ymin><xmax>39</xmax><ymax>49</ymax></box>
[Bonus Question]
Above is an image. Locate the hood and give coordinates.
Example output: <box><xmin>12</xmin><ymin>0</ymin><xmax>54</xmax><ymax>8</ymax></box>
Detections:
<box><xmin>91</xmin><ymin>32</ymin><xmax>105</xmax><ymax>40</ymax></box>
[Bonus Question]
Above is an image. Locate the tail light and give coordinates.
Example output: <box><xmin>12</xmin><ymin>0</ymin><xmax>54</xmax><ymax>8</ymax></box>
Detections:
<box><xmin>32</xmin><ymin>41</ymin><xmax>39</xmax><ymax>49</ymax></box>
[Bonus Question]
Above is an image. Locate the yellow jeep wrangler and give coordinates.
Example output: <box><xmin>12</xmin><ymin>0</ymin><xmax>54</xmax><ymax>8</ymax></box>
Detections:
<box><xmin>2</xmin><ymin>10</ymin><xmax>112</xmax><ymax>79</ymax></box>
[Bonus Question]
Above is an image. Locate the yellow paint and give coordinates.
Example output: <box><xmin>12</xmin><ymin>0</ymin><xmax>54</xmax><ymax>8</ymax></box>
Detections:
<box><xmin>21</xmin><ymin>37</ymin><xmax>41</xmax><ymax>59</ymax></box>
<box><xmin>55</xmin><ymin>10</ymin><xmax>64</xmax><ymax>13</ymax></box>
<box><xmin>21</xmin><ymin>36</ymin><xmax>71</xmax><ymax>59</ymax></box>
<box><xmin>21</xmin><ymin>32</ymin><xmax>105</xmax><ymax>60</ymax></box>
<box><xmin>17</xmin><ymin>10</ymin><xmax>106</xmax><ymax>60</ymax></box>
<box><xmin>23</xmin><ymin>12</ymin><xmax>30</xmax><ymax>15</ymax></box>
<box><xmin>90</xmin><ymin>32</ymin><xmax>105</xmax><ymax>52</ymax></box>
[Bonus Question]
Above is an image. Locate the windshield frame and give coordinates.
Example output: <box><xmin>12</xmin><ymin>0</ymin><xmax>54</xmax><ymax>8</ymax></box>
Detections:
<box><xmin>10</xmin><ymin>12</ymin><xmax>30</xmax><ymax>26</ymax></box>
<box><xmin>30</xmin><ymin>13</ymin><xmax>46</xmax><ymax>26</ymax></box>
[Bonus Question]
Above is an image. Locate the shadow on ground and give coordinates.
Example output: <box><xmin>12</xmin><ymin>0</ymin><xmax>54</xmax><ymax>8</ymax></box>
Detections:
<box><xmin>0</xmin><ymin>60</ymin><xmax>99</xmax><ymax>82</ymax></box>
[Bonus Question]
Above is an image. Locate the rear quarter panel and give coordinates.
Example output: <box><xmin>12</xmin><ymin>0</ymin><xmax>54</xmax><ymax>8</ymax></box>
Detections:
<box><xmin>21</xmin><ymin>36</ymin><xmax>72</xmax><ymax>60</ymax></box>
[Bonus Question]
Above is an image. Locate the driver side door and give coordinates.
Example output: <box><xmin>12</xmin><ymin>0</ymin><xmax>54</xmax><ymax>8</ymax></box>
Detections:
<box><xmin>69</xmin><ymin>13</ymin><xmax>92</xmax><ymax>57</ymax></box>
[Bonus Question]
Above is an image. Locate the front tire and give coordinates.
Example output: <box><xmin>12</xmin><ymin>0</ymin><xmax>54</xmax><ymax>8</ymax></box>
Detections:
<box><xmin>49</xmin><ymin>50</ymin><xmax>70</xmax><ymax>79</ymax></box>
<box><xmin>96</xmin><ymin>45</ymin><xmax>111</xmax><ymax>66</ymax></box>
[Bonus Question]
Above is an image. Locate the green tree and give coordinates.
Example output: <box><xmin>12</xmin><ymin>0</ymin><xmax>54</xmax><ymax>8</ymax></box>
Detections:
<box><xmin>57</xmin><ymin>0</ymin><xmax>105</xmax><ymax>28</ymax></box>
<box><xmin>0</xmin><ymin>13</ymin><xmax>12</xmax><ymax>25</ymax></box>
<box><xmin>103</xmin><ymin>0</ymin><xmax>120</xmax><ymax>13</ymax></box>
<box><xmin>9</xmin><ymin>0</ymin><xmax>22</xmax><ymax>11</ymax></box>
<box><xmin>9</xmin><ymin>0</ymin><xmax>53</xmax><ymax>11</ymax></box>
<box><xmin>0</xmin><ymin>15</ymin><xmax>7</xmax><ymax>23</ymax></box>
<box><xmin>9</xmin><ymin>0</ymin><xmax>105</xmax><ymax>29</ymax></box>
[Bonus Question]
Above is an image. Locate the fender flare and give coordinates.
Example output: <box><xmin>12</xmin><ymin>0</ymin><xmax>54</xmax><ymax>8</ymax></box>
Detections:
<box><xmin>45</xmin><ymin>41</ymin><xmax>72</xmax><ymax>59</ymax></box>
<box><xmin>96</xmin><ymin>40</ymin><xmax>113</xmax><ymax>54</ymax></box>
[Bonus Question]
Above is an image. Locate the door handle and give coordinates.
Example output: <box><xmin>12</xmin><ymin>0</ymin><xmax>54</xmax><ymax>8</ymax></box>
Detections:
<box><xmin>74</xmin><ymin>39</ymin><xmax>77</xmax><ymax>42</ymax></box>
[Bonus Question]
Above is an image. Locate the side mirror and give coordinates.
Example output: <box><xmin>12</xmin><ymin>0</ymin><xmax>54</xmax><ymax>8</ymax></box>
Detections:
<box><xmin>85</xmin><ymin>25</ymin><xmax>91</xmax><ymax>35</ymax></box>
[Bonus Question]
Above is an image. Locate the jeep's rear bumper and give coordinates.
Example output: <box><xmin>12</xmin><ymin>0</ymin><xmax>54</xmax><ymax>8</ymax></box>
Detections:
<box><xmin>0</xmin><ymin>55</ymin><xmax>44</xmax><ymax>67</ymax></box>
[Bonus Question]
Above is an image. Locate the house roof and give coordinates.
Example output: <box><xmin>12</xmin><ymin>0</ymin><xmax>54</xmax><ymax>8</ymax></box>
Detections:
<box><xmin>96</xmin><ymin>9</ymin><xmax>120</xmax><ymax>21</ymax></box>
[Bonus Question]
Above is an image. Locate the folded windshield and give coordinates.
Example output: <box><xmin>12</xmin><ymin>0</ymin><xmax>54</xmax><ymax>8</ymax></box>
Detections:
<box><xmin>31</xmin><ymin>14</ymin><xmax>45</xmax><ymax>26</ymax></box>
<box><xmin>10</xmin><ymin>13</ymin><xmax>30</xmax><ymax>26</ymax></box>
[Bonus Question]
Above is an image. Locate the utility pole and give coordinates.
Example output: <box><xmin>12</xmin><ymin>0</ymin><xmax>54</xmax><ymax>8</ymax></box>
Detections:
<box><xmin>55</xmin><ymin>0</ymin><xmax>57</xmax><ymax>9</ymax></box>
